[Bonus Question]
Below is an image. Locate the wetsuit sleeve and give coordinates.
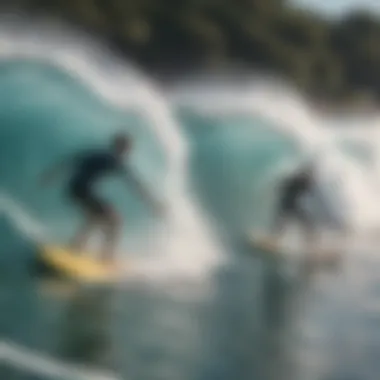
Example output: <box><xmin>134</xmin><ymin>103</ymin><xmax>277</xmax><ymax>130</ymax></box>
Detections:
<box><xmin>119</xmin><ymin>164</ymin><xmax>152</xmax><ymax>203</ymax></box>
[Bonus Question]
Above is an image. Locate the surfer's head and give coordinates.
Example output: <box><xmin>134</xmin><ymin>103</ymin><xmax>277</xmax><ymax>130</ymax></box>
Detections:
<box><xmin>112</xmin><ymin>133</ymin><xmax>132</xmax><ymax>156</ymax></box>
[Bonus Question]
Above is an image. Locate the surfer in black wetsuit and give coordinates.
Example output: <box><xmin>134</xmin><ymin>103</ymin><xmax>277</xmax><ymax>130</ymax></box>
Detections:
<box><xmin>272</xmin><ymin>163</ymin><xmax>315</xmax><ymax>240</ymax></box>
<box><xmin>40</xmin><ymin>133</ymin><xmax>163</xmax><ymax>265</ymax></box>
<box><xmin>272</xmin><ymin>163</ymin><xmax>347</xmax><ymax>271</ymax></box>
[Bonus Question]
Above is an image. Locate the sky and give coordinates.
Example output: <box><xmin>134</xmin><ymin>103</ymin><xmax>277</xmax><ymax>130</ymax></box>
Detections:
<box><xmin>291</xmin><ymin>0</ymin><xmax>380</xmax><ymax>18</ymax></box>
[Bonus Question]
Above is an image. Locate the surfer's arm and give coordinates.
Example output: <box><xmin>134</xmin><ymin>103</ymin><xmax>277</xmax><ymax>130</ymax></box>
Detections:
<box><xmin>121</xmin><ymin>167</ymin><xmax>164</xmax><ymax>215</ymax></box>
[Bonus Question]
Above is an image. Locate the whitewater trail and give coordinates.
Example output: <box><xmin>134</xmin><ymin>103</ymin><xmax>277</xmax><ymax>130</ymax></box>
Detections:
<box><xmin>0</xmin><ymin>16</ymin><xmax>225</xmax><ymax>281</ymax></box>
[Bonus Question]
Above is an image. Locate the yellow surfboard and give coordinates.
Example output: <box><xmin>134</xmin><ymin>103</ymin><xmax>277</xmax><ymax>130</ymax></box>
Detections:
<box><xmin>38</xmin><ymin>244</ymin><xmax>119</xmax><ymax>283</ymax></box>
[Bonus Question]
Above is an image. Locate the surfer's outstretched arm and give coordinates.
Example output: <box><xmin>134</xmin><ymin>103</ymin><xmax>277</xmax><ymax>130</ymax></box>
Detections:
<box><xmin>121</xmin><ymin>167</ymin><xmax>164</xmax><ymax>216</ymax></box>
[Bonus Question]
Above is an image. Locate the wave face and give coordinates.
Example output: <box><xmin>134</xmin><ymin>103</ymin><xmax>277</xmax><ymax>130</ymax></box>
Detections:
<box><xmin>0</xmin><ymin>18</ymin><xmax>224</xmax><ymax>280</ymax></box>
<box><xmin>171</xmin><ymin>78</ymin><xmax>380</xmax><ymax>237</ymax></box>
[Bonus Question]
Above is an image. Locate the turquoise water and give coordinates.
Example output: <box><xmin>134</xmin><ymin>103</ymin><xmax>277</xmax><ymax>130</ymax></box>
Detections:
<box><xmin>0</xmin><ymin>61</ymin><xmax>167</xmax><ymax>246</ymax></box>
<box><xmin>0</xmin><ymin>58</ymin><xmax>380</xmax><ymax>380</ymax></box>
<box><xmin>180</xmin><ymin>110</ymin><xmax>298</xmax><ymax>236</ymax></box>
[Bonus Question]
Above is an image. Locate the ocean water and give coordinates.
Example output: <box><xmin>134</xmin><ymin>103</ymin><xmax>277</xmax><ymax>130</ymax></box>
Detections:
<box><xmin>1</xmin><ymin>20</ymin><xmax>380</xmax><ymax>380</ymax></box>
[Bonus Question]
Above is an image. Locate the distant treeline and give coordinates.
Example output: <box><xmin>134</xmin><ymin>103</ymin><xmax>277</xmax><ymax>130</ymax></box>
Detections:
<box><xmin>5</xmin><ymin>0</ymin><xmax>380</xmax><ymax>106</ymax></box>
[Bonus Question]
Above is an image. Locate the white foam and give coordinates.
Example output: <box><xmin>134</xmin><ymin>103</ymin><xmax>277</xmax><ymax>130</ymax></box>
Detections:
<box><xmin>0</xmin><ymin>340</ymin><xmax>120</xmax><ymax>380</ymax></box>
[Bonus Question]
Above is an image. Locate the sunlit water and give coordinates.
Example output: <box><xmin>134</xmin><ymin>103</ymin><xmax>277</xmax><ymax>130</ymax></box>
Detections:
<box><xmin>0</xmin><ymin>19</ymin><xmax>380</xmax><ymax>380</ymax></box>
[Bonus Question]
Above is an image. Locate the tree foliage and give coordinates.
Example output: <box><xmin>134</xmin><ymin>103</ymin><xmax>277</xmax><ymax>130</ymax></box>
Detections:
<box><xmin>5</xmin><ymin>0</ymin><xmax>380</xmax><ymax>104</ymax></box>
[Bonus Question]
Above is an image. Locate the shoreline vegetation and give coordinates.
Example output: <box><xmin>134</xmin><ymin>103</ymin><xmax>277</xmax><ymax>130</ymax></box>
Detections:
<box><xmin>4</xmin><ymin>0</ymin><xmax>380</xmax><ymax>111</ymax></box>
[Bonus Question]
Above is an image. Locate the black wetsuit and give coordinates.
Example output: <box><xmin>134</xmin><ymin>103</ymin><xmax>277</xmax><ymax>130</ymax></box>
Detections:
<box><xmin>68</xmin><ymin>150</ymin><xmax>123</xmax><ymax>216</ymax></box>
<box><xmin>275</xmin><ymin>172</ymin><xmax>313</xmax><ymax>229</ymax></box>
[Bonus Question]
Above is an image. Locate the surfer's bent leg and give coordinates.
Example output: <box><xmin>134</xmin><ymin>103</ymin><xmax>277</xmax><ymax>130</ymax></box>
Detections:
<box><xmin>297</xmin><ymin>208</ymin><xmax>318</xmax><ymax>270</ymax></box>
<box><xmin>70</xmin><ymin>185</ymin><xmax>121</xmax><ymax>263</ymax></box>
<box><xmin>83</xmin><ymin>194</ymin><xmax>121</xmax><ymax>263</ymax></box>
<box><xmin>70</xmin><ymin>214</ymin><xmax>98</xmax><ymax>252</ymax></box>
<box><xmin>298</xmin><ymin>209</ymin><xmax>315</xmax><ymax>242</ymax></box>
<box><xmin>71</xmin><ymin>189</ymin><xmax>120</xmax><ymax>263</ymax></box>
<box><xmin>272</xmin><ymin>203</ymin><xmax>289</xmax><ymax>238</ymax></box>
<box><xmin>93</xmin><ymin>203</ymin><xmax>121</xmax><ymax>264</ymax></box>
<box><xmin>100</xmin><ymin>207</ymin><xmax>121</xmax><ymax>263</ymax></box>
<box><xmin>68</xmin><ymin>184</ymin><xmax>99</xmax><ymax>252</ymax></box>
